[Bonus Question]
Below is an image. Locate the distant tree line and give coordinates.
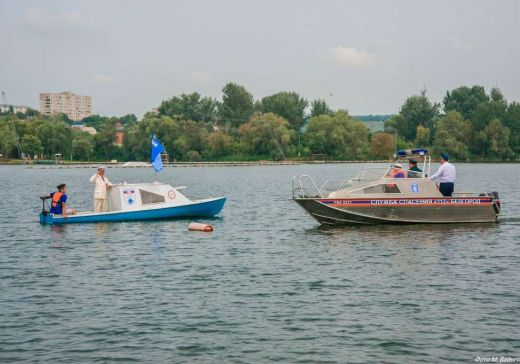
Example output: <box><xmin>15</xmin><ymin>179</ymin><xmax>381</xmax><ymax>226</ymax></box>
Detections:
<box><xmin>0</xmin><ymin>83</ymin><xmax>519</xmax><ymax>162</ymax></box>
<box><xmin>0</xmin><ymin>112</ymin><xmax>136</xmax><ymax>161</ymax></box>
<box><xmin>385</xmin><ymin>86</ymin><xmax>518</xmax><ymax>160</ymax></box>
<box><xmin>124</xmin><ymin>83</ymin><xmax>370</xmax><ymax>161</ymax></box>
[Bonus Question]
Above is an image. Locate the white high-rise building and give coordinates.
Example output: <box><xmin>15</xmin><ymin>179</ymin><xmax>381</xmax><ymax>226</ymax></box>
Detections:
<box><xmin>39</xmin><ymin>92</ymin><xmax>92</xmax><ymax>121</ymax></box>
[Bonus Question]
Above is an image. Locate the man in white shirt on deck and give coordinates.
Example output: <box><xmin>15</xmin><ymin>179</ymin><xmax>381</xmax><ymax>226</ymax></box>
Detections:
<box><xmin>90</xmin><ymin>166</ymin><xmax>113</xmax><ymax>212</ymax></box>
<box><xmin>430</xmin><ymin>152</ymin><xmax>456</xmax><ymax>196</ymax></box>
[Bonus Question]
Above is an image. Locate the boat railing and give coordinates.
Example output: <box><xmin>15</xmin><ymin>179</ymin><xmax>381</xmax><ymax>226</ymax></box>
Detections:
<box><xmin>292</xmin><ymin>175</ymin><xmax>323</xmax><ymax>199</ymax></box>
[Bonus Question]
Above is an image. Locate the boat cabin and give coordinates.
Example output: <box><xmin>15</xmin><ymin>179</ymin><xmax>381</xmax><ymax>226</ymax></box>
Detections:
<box><xmin>328</xmin><ymin>148</ymin><xmax>443</xmax><ymax>199</ymax></box>
<box><xmin>106</xmin><ymin>182</ymin><xmax>191</xmax><ymax>212</ymax></box>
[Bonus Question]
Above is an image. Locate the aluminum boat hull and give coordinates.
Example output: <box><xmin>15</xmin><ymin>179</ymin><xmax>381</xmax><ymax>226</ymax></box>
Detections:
<box><xmin>294</xmin><ymin>197</ymin><xmax>500</xmax><ymax>225</ymax></box>
<box><xmin>40</xmin><ymin>197</ymin><xmax>226</xmax><ymax>225</ymax></box>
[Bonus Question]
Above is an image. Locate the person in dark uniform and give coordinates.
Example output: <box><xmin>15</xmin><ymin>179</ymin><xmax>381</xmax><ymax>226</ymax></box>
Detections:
<box><xmin>407</xmin><ymin>158</ymin><xmax>423</xmax><ymax>178</ymax></box>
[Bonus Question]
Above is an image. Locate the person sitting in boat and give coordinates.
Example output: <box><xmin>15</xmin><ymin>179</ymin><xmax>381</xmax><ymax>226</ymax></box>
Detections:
<box><xmin>46</xmin><ymin>184</ymin><xmax>76</xmax><ymax>218</ymax></box>
<box><xmin>430</xmin><ymin>152</ymin><xmax>456</xmax><ymax>196</ymax></box>
<box><xmin>407</xmin><ymin>158</ymin><xmax>423</xmax><ymax>178</ymax></box>
<box><xmin>90</xmin><ymin>166</ymin><xmax>113</xmax><ymax>212</ymax></box>
<box><xmin>387</xmin><ymin>163</ymin><xmax>405</xmax><ymax>178</ymax></box>
<box><xmin>384</xmin><ymin>163</ymin><xmax>405</xmax><ymax>193</ymax></box>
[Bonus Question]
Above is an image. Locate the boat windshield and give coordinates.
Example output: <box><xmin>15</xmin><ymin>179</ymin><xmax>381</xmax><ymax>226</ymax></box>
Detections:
<box><xmin>317</xmin><ymin>167</ymin><xmax>389</xmax><ymax>196</ymax></box>
<box><xmin>292</xmin><ymin>157</ymin><xmax>430</xmax><ymax>199</ymax></box>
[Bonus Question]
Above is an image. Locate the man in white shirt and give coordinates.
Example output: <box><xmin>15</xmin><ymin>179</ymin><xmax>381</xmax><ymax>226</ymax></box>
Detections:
<box><xmin>430</xmin><ymin>152</ymin><xmax>456</xmax><ymax>196</ymax></box>
<box><xmin>90</xmin><ymin>166</ymin><xmax>112</xmax><ymax>212</ymax></box>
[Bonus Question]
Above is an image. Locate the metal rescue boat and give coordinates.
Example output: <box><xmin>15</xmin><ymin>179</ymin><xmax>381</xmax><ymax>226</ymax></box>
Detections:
<box><xmin>39</xmin><ymin>182</ymin><xmax>226</xmax><ymax>225</ymax></box>
<box><xmin>292</xmin><ymin>149</ymin><xmax>501</xmax><ymax>225</ymax></box>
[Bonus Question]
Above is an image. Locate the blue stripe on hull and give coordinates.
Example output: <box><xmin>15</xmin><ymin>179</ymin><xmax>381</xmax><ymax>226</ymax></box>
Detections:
<box><xmin>40</xmin><ymin>198</ymin><xmax>226</xmax><ymax>225</ymax></box>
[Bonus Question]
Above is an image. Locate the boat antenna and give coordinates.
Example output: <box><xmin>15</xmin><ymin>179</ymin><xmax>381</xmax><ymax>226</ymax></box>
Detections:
<box><xmin>420</xmin><ymin>84</ymin><xmax>427</xmax><ymax>97</ymax></box>
<box><xmin>394</xmin><ymin>129</ymin><xmax>398</xmax><ymax>161</ymax></box>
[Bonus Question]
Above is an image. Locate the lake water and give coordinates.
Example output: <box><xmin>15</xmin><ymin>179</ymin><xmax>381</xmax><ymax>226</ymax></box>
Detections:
<box><xmin>1</xmin><ymin>163</ymin><xmax>519</xmax><ymax>363</ymax></box>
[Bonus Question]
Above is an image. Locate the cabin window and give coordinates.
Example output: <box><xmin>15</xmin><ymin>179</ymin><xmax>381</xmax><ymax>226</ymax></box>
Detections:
<box><xmin>140</xmin><ymin>189</ymin><xmax>165</xmax><ymax>204</ymax></box>
<box><xmin>352</xmin><ymin>184</ymin><xmax>401</xmax><ymax>194</ymax></box>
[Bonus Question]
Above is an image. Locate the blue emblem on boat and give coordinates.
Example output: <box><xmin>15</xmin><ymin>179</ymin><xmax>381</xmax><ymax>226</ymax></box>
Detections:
<box><xmin>410</xmin><ymin>183</ymin><xmax>419</xmax><ymax>193</ymax></box>
<box><xmin>123</xmin><ymin>188</ymin><xmax>136</xmax><ymax>205</ymax></box>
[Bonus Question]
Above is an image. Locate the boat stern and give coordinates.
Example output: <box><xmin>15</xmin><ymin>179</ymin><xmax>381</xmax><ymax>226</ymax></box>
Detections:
<box><xmin>39</xmin><ymin>211</ymin><xmax>54</xmax><ymax>225</ymax></box>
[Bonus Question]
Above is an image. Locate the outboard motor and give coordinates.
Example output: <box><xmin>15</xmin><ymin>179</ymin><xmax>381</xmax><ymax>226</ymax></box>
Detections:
<box><xmin>39</xmin><ymin>195</ymin><xmax>51</xmax><ymax>224</ymax></box>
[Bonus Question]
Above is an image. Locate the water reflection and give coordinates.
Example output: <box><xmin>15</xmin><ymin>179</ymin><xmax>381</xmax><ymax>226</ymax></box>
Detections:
<box><xmin>305</xmin><ymin>222</ymin><xmax>498</xmax><ymax>240</ymax></box>
<box><xmin>94</xmin><ymin>223</ymin><xmax>111</xmax><ymax>239</ymax></box>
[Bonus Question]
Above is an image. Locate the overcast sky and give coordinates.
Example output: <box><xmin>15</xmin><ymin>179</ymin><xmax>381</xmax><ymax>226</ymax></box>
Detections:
<box><xmin>1</xmin><ymin>0</ymin><xmax>519</xmax><ymax>117</ymax></box>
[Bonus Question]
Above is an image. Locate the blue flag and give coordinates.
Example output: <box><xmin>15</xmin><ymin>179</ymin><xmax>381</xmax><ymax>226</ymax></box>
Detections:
<box><xmin>151</xmin><ymin>133</ymin><xmax>165</xmax><ymax>173</ymax></box>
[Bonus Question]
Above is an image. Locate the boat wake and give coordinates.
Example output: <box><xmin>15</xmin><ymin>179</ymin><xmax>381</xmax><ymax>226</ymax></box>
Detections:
<box><xmin>498</xmin><ymin>216</ymin><xmax>520</xmax><ymax>224</ymax></box>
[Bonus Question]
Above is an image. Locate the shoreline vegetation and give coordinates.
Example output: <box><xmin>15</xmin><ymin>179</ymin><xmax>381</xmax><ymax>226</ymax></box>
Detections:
<box><xmin>2</xmin><ymin>159</ymin><xmax>518</xmax><ymax>167</ymax></box>
<box><xmin>1</xmin><ymin>83</ymin><xmax>519</xmax><ymax>164</ymax></box>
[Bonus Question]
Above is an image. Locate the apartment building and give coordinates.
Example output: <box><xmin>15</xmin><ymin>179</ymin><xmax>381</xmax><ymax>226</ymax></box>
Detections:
<box><xmin>39</xmin><ymin>92</ymin><xmax>92</xmax><ymax>121</ymax></box>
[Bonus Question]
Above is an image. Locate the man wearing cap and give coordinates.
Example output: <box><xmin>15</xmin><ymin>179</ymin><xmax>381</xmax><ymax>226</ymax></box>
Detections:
<box><xmin>430</xmin><ymin>152</ymin><xmax>456</xmax><ymax>196</ymax></box>
<box><xmin>407</xmin><ymin>158</ymin><xmax>423</xmax><ymax>178</ymax></box>
<box><xmin>90</xmin><ymin>166</ymin><xmax>113</xmax><ymax>212</ymax></box>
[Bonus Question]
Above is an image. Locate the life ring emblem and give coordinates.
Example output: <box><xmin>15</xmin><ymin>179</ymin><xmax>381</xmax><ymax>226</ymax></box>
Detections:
<box><xmin>168</xmin><ymin>190</ymin><xmax>176</xmax><ymax>200</ymax></box>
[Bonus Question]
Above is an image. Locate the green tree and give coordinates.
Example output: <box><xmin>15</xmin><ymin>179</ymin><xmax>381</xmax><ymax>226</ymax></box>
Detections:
<box><xmin>504</xmin><ymin>102</ymin><xmax>520</xmax><ymax>153</ymax></box>
<box><xmin>443</xmin><ymin>85</ymin><xmax>489</xmax><ymax>121</ymax></box>
<box><xmin>159</xmin><ymin>92</ymin><xmax>219</xmax><ymax>122</ymax></box>
<box><xmin>157</xmin><ymin>116</ymin><xmax>182</xmax><ymax>160</ymax></box>
<box><xmin>259</xmin><ymin>92</ymin><xmax>309</xmax><ymax>130</ymax></box>
<box><xmin>415</xmin><ymin>125</ymin><xmax>431</xmax><ymax>147</ymax></box>
<box><xmin>94</xmin><ymin>118</ymin><xmax>117</xmax><ymax>160</ymax></box>
<box><xmin>174</xmin><ymin>120</ymin><xmax>208</xmax><ymax>159</ymax></box>
<box><xmin>305</xmin><ymin>111</ymin><xmax>369</xmax><ymax>159</ymax></box>
<box><xmin>239</xmin><ymin>113</ymin><xmax>293</xmax><ymax>158</ymax></box>
<box><xmin>385</xmin><ymin>95</ymin><xmax>439</xmax><ymax>141</ymax></box>
<box><xmin>53</xmin><ymin>113</ymin><xmax>73</xmax><ymax>124</ymax></box>
<box><xmin>119</xmin><ymin>114</ymin><xmax>138</xmax><ymax>125</ymax></box>
<box><xmin>472</xmin><ymin>87</ymin><xmax>508</xmax><ymax>131</ymax></box>
<box><xmin>185</xmin><ymin>150</ymin><xmax>202</xmax><ymax>162</ymax></box>
<box><xmin>310</xmin><ymin>99</ymin><xmax>333</xmax><ymax>117</ymax></box>
<box><xmin>219</xmin><ymin>83</ymin><xmax>255</xmax><ymax>127</ymax></box>
<box><xmin>123</xmin><ymin>115</ymin><xmax>175</xmax><ymax>161</ymax></box>
<box><xmin>0</xmin><ymin>121</ymin><xmax>19</xmax><ymax>158</ymax></box>
<box><xmin>35</xmin><ymin>121</ymin><xmax>73</xmax><ymax>157</ymax></box>
<box><xmin>26</xmin><ymin>108</ymin><xmax>40</xmax><ymax>118</ymax></box>
<box><xmin>483</xmin><ymin>118</ymin><xmax>511</xmax><ymax>159</ymax></box>
<box><xmin>80</xmin><ymin>114</ymin><xmax>108</xmax><ymax>130</ymax></box>
<box><xmin>72</xmin><ymin>138</ymin><xmax>94</xmax><ymax>161</ymax></box>
<box><xmin>21</xmin><ymin>134</ymin><xmax>43</xmax><ymax>158</ymax></box>
<box><xmin>433</xmin><ymin>111</ymin><xmax>472</xmax><ymax>160</ymax></box>
<box><xmin>370</xmin><ymin>133</ymin><xmax>394</xmax><ymax>159</ymax></box>
<box><xmin>207</xmin><ymin>132</ymin><xmax>235</xmax><ymax>158</ymax></box>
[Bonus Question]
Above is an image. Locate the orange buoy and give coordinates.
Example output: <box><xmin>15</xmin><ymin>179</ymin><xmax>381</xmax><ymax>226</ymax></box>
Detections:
<box><xmin>188</xmin><ymin>222</ymin><xmax>213</xmax><ymax>232</ymax></box>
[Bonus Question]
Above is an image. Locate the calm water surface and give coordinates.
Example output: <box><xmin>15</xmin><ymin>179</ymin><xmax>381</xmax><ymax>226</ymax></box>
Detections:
<box><xmin>1</xmin><ymin>163</ymin><xmax>519</xmax><ymax>363</ymax></box>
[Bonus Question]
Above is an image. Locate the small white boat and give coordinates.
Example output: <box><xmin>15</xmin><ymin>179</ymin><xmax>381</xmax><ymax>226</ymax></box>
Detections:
<box><xmin>39</xmin><ymin>182</ymin><xmax>226</xmax><ymax>225</ymax></box>
<box><xmin>121</xmin><ymin>161</ymin><xmax>152</xmax><ymax>168</ymax></box>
